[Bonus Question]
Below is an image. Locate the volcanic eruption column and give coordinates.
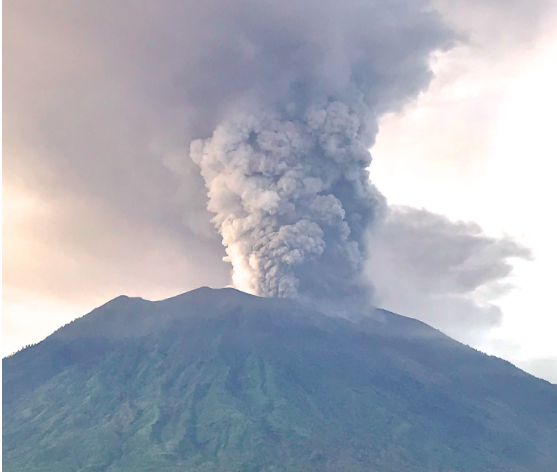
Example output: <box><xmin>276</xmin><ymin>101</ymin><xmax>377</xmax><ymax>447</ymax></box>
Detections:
<box><xmin>190</xmin><ymin>0</ymin><xmax>453</xmax><ymax>306</ymax></box>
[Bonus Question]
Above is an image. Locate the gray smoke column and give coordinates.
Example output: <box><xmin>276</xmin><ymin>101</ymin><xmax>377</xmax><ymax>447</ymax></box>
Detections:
<box><xmin>189</xmin><ymin>0</ymin><xmax>454</xmax><ymax>305</ymax></box>
<box><xmin>192</xmin><ymin>98</ymin><xmax>382</xmax><ymax>301</ymax></box>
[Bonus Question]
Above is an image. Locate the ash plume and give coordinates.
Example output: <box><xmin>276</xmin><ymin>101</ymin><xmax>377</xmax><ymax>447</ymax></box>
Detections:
<box><xmin>191</xmin><ymin>99</ymin><xmax>384</xmax><ymax>302</ymax></box>
<box><xmin>4</xmin><ymin>0</ymin><xmax>455</xmax><ymax>309</ymax></box>
<box><xmin>190</xmin><ymin>0</ymin><xmax>454</xmax><ymax>305</ymax></box>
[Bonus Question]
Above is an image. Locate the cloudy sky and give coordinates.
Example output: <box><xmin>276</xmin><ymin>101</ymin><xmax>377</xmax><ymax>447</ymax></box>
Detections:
<box><xmin>3</xmin><ymin>0</ymin><xmax>557</xmax><ymax>383</ymax></box>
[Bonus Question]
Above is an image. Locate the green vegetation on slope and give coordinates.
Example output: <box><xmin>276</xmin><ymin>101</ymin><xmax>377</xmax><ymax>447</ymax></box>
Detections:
<box><xmin>3</xmin><ymin>288</ymin><xmax>557</xmax><ymax>471</ymax></box>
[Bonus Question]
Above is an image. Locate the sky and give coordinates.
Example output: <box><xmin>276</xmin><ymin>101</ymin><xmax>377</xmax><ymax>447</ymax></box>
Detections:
<box><xmin>3</xmin><ymin>0</ymin><xmax>557</xmax><ymax>383</ymax></box>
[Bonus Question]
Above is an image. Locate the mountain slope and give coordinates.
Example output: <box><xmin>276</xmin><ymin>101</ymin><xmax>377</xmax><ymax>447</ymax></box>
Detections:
<box><xmin>3</xmin><ymin>287</ymin><xmax>557</xmax><ymax>472</ymax></box>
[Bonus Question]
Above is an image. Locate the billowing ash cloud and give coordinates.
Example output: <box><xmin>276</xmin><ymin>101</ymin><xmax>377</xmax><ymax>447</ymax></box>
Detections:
<box><xmin>191</xmin><ymin>100</ymin><xmax>383</xmax><ymax>301</ymax></box>
<box><xmin>186</xmin><ymin>0</ymin><xmax>454</xmax><ymax>304</ymax></box>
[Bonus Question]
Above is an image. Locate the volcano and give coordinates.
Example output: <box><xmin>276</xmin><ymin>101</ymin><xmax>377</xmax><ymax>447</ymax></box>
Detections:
<box><xmin>3</xmin><ymin>287</ymin><xmax>557</xmax><ymax>471</ymax></box>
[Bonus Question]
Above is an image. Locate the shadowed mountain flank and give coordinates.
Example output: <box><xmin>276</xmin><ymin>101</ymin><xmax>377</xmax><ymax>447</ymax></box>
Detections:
<box><xmin>3</xmin><ymin>287</ymin><xmax>557</xmax><ymax>471</ymax></box>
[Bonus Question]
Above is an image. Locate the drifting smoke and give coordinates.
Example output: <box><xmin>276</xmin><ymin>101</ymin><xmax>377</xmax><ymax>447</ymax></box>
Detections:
<box><xmin>190</xmin><ymin>0</ymin><xmax>454</xmax><ymax>305</ymax></box>
<box><xmin>366</xmin><ymin>206</ymin><xmax>532</xmax><ymax>339</ymax></box>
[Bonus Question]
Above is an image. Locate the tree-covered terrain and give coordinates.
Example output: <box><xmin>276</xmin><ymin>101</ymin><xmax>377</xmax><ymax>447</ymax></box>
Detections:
<box><xmin>3</xmin><ymin>287</ymin><xmax>557</xmax><ymax>471</ymax></box>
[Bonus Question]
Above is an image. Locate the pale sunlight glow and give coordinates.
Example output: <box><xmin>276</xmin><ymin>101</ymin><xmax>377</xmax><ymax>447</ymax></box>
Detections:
<box><xmin>372</xmin><ymin>36</ymin><xmax>557</xmax><ymax>370</ymax></box>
